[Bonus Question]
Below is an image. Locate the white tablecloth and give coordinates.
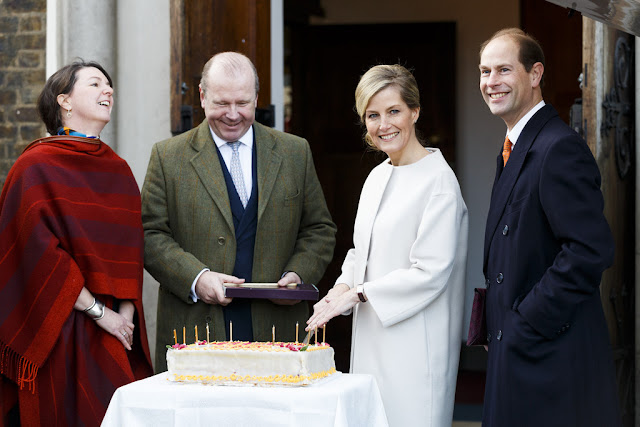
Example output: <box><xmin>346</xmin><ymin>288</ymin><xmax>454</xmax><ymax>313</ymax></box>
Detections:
<box><xmin>102</xmin><ymin>372</ymin><xmax>388</xmax><ymax>426</ymax></box>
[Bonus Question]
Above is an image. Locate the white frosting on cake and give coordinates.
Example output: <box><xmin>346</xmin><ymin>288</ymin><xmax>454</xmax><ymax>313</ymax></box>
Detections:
<box><xmin>167</xmin><ymin>341</ymin><xmax>336</xmax><ymax>386</ymax></box>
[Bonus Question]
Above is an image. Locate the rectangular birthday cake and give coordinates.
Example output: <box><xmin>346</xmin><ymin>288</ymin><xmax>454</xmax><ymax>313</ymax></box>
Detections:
<box><xmin>167</xmin><ymin>341</ymin><xmax>336</xmax><ymax>386</ymax></box>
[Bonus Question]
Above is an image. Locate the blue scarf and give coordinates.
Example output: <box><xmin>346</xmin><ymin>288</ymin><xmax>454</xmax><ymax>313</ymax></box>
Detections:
<box><xmin>57</xmin><ymin>127</ymin><xmax>99</xmax><ymax>139</ymax></box>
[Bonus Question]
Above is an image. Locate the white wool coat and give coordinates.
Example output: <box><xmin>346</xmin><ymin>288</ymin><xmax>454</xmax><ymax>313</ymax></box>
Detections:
<box><xmin>336</xmin><ymin>149</ymin><xmax>468</xmax><ymax>427</ymax></box>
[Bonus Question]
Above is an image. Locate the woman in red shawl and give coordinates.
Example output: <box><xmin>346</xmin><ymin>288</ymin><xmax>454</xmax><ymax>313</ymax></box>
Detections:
<box><xmin>0</xmin><ymin>60</ymin><xmax>153</xmax><ymax>426</ymax></box>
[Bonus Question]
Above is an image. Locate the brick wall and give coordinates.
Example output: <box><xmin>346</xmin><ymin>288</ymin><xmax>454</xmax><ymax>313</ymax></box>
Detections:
<box><xmin>0</xmin><ymin>0</ymin><xmax>46</xmax><ymax>188</ymax></box>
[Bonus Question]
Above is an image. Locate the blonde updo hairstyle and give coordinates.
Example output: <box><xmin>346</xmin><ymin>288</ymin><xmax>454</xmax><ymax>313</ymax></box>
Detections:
<box><xmin>355</xmin><ymin>64</ymin><xmax>422</xmax><ymax>149</ymax></box>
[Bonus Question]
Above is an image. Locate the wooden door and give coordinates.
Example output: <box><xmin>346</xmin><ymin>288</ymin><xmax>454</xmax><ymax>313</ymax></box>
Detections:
<box><xmin>583</xmin><ymin>20</ymin><xmax>635</xmax><ymax>426</ymax></box>
<box><xmin>288</xmin><ymin>22</ymin><xmax>456</xmax><ymax>372</ymax></box>
<box><xmin>521</xmin><ymin>0</ymin><xmax>583</xmax><ymax>123</ymax></box>
<box><xmin>170</xmin><ymin>0</ymin><xmax>271</xmax><ymax>134</ymax></box>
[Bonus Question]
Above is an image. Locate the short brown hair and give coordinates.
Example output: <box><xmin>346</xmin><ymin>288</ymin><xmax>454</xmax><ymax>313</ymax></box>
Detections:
<box><xmin>355</xmin><ymin>64</ymin><xmax>421</xmax><ymax>148</ymax></box>
<box><xmin>37</xmin><ymin>60</ymin><xmax>113</xmax><ymax>135</ymax></box>
<box><xmin>480</xmin><ymin>28</ymin><xmax>545</xmax><ymax>86</ymax></box>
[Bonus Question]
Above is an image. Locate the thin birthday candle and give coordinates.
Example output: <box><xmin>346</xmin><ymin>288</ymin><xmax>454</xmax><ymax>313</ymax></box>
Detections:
<box><xmin>206</xmin><ymin>323</ymin><xmax>210</xmax><ymax>343</ymax></box>
<box><xmin>323</xmin><ymin>325</ymin><xmax>326</xmax><ymax>345</ymax></box>
<box><xmin>272</xmin><ymin>325</ymin><xmax>275</xmax><ymax>344</ymax></box>
<box><xmin>296</xmin><ymin>322</ymin><xmax>299</xmax><ymax>344</ymax></box>
<box><xmin>183</xmin><ymin>326</ymin><xmax>185</xmax><ymax>345</ymax></box>
<box><xmin>230</xmin><ymin>321</ymin><xmax>233</xmax><ymax>342</ymax></box>
<box><xmin>195</xmin><ymin>325</ymin><xmax>198</xmax><ymax>342</ymax></box>
<box><xmin>173</xmin><ymin>329</ymin><xmax>177</xmax><ymax>345</ymax></box>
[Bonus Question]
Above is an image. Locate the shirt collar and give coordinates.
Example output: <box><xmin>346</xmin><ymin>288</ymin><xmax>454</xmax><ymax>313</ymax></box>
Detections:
<box><xmin>209</xmin><ymin>125</ymin><xmax>254</xmax><ymax>150</ymax></box>
<box><xmin>507</xmin><ymin>100</ymin><xmax>545</xmax><ymax>145</ymax></box>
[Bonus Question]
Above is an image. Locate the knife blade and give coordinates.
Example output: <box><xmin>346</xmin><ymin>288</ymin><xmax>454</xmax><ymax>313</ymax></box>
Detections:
<box><xmin>301</xmin><ymin>329</ymin><xmax>313</xmax><ymax>345</ymax></box>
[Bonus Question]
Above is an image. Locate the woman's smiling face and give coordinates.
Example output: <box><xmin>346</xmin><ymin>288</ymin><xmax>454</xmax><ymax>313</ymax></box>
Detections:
<box><xmin>365</xmin><ymin>85</ymin><xmax>420</xmax><ymax>165</ymax></box>
<box><xmin>58</xmin><ymin>67</ymin><xmax>114</xmax><ymax>136</ymax></box>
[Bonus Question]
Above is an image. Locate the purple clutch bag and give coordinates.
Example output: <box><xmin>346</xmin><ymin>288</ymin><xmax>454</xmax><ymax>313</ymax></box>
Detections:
<box><xmin>466</xmin><ymin>287</ymin><xmax>487</xmax><ymax>346</ymax></box>
<box><xmin>223</xmin><ymin>283</ymin><xmax>319</xmax><ymax>301</ymax></box>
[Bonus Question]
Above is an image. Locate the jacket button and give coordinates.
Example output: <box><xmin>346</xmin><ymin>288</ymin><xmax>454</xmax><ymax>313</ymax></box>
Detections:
<box><xmin>502</xmin><ymin>225</ymin><xmax>509</xmax><ymax>235</ymax></box>
<box><xmin>496</xmin><ymin>273</ymin><xmax>504</xmax><ymax>283</ymax></box>
<box><xmin>217</xmin><ymin>237</ymin><xmax>226</xmax><ymax>245</ymax></box>
<box><xmin>496</xmin><ymin>330</ymin><xmax>503</xmax><ymax>340</ymax></box>
<box><xmin>205</xmin><ymin>316</ymin><xmax>212</xmax><ymax>323</ymax></box>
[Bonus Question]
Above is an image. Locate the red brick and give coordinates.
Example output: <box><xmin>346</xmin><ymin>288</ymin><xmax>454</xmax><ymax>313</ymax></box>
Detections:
<box><xmin>14</xmin><ymin>34</ymin><xmax>45</xmax><ymax>50</ymax></box>
<box><xmin>20</xmin><ymin>124</ymin><xmax>45</xmax><ymax>143</ymax></box>
<box><xmin>0</xmin><ymin>89</ymin><xmax>17</xmax><ymax>105</ymax></box>
<box><xmin>19</xmin><ymin>16</ymin><xmax>43</xmax><ymax>32</ymax></box>
<box><xmin>0</xmin><ymin>125</ymin><xmax>17</xmax><ymax>139</ymax></box>
<box><xmin>4</xmin><ymin>69</ymin><xmax>45</xmax><ymax>87</ymax></box>
<box><xmin>20</xmin><ymin>86</ymin><xmax>41</xmax><ymax>104</ymax></box>
<box><xmin>9</xmin><ymin>107</ymin><xmax>39</xmax><ymax>123</ymax></box>
<box><xmin>4</xmin><ymin>0</ymin><xmax>46</xmax><ymax>13</ymax></box>
<box><xmin>0</xmin><ymin>17</ymin><xmax>19</xmax><ymax>34</ymax></box>
<box><xmin>18</xmin><ymin>51</ymin><xmax>41</xmax><ymax>68</ymax></box>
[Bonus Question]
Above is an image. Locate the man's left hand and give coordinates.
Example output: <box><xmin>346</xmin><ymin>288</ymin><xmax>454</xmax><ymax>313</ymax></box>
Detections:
<box><xmin>270</xmin><ymin>272</ymin><xmax>302</xmax><ymax>305</ymax></box>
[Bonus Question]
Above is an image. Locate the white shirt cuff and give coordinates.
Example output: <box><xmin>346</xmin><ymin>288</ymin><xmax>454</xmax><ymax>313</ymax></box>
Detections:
<box><xmin>190</xmin><ymin>268</ymin><xmax>210</xmax><ymax>302</ymax></box>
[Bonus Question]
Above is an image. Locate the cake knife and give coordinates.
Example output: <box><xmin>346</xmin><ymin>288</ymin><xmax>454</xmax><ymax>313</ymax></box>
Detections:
<box><xmin>301</xmin><ymin>329</ymin><xmax>313</xmax><ymax>345</ymax></box>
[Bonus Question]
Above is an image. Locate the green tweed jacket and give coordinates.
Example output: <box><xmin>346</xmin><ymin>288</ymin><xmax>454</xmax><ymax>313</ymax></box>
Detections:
<box><xmin>141</xmin><ymin>121</ymin><xmax>336</xmax><ymax>372</ymax></box>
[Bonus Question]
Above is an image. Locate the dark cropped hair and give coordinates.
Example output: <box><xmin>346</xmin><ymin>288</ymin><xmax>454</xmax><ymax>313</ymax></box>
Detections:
<box><xmin>480</xmin><ymin>28</ymin><xmax>545</xmax><ymax>86</ymax></box>
<box><xmin>37</xmin><ymin>60</ymin><xmax>113</xmax><ymax>135</ymax></box>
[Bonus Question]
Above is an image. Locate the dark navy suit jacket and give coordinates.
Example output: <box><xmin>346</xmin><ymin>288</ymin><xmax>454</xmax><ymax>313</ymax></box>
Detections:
<box><xmin>216</xmin><ymin>140</ymin><xmax>258</xmax><ymax>341</ymax></box>
<box><xmin>482</xmin><ymin>105</ymin><xmax>621</xmax><ymax>427</ymax></box>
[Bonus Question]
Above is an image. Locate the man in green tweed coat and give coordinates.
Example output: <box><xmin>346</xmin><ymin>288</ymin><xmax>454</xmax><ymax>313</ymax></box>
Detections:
<box><xmin>142</xmin><ymin>52</ymin><xmax>336</xmax><ymax>372</ymax></box>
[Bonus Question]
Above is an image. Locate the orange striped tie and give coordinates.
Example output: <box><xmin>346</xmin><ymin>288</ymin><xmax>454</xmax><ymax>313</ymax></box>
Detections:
<box><xmin>502</xmin><ymin>136</ymin><xmax>512</xmax><ymax>166</ymax></box>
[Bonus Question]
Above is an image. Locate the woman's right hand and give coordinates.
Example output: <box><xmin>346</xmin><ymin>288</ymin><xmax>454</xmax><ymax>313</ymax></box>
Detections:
<box><xmin>95</xmin><ymin>307</ymin><xmax>135</xmax><ymax>350</ymax></box>
<box><xmin>306</xmin><ymin>283</ymin><xmax>351</xmax><ymax>331</ymax></box>
<box><xmin>313</xmin><ymin>284</ymin><xmax>349</xmax><ymax>312</ymax></box>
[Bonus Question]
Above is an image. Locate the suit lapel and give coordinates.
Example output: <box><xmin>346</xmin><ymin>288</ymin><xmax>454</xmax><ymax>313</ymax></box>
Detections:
<box><xmin>189</xmin><ymin>121</ymin><xmax>234</xmax><ymax>232</ymax></box>
<box><xmin>483</xmin><ymin>105</ymin><xmax>557</xmax><ymax>269</ymax></box>
<box><xmin>254</xmin><ymin>122</ymin><xmax>282</xmax><ymax>222</ymax></box>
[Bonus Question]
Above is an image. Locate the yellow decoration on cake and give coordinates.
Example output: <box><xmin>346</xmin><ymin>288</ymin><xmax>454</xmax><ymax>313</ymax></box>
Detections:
<box><xmin>167</xmin><ymin>340</ymin><xmax>337</xmax><ymax>387</ymax></box>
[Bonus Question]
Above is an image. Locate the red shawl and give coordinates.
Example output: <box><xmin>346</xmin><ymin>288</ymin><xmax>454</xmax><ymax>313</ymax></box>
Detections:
<box><xmin>0</xmin><ymin>136</ymin><xmax>152</xmax><ymax>426</ymax></box>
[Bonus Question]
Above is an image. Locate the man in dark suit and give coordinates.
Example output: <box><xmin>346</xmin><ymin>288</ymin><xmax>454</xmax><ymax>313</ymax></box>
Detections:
<box><xmin>479</xmin><ymin>28</ymin><xmax>621</xmax><ymax>426</ymax></box>
<box><xmin>142</xmin><ymin>52</ymin><xmax>336</xmax><ymax>372</ymax></box>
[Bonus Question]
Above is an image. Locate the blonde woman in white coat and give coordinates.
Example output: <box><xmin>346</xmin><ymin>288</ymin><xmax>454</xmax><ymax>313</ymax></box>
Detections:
<box><xmin>307</xmin><ymin>64</ymin><xmax>468</xmax><ymax>427</ymax></box>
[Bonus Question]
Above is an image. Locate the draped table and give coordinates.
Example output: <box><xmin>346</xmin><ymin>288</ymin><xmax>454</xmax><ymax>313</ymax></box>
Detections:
<box><xmin>102</xmin><ymin>372</ymin><xmax>388</xmax><ymax>426</ymax></box>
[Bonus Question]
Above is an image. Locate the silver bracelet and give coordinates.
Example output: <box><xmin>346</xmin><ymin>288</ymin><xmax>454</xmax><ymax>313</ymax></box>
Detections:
<box><xmin>83</xmin><ymin>297</ymin><xmax>105</xmax><ymax>320</ymax></box>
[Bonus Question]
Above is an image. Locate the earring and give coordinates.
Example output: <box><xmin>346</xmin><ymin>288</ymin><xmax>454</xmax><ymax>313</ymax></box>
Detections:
<box><xmin>66</xmin><ymin>109</ymin><xmax>72</xmax><ymax>118</ymax></box>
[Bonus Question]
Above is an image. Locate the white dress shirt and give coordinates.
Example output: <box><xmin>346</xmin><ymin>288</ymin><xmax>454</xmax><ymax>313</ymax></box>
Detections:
<box><xmin>190</xmin><ymin>126</ymin><xmax>255</xmax><ymax>302</ymax></box>
<box><xmin>210</xmin><ymin>126</ymin><xmax>254</xmax><ymax>197</ymax></box>
<box><xmin>507</xmin><ymin>100</ymin><xmax>545</xmax><ymax>148</ymax></box>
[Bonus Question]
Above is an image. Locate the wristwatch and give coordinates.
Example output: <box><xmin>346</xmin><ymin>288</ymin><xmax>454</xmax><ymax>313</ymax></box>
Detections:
<box><xmin>356</xmin><ymin>284</ymin><xmax>367</xmax><ymax>303</ymax></box>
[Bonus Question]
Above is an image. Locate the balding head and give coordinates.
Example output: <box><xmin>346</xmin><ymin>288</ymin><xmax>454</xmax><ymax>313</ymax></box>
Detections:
<box><xmin>199</xmin><ymin>52</ymin><xmax>259</xmax><ymax>142</ymax></box>
<box><xmin>200</xmin><ymin>52</ymin><xmax>259</xmax><ymax>97</ymax></box>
